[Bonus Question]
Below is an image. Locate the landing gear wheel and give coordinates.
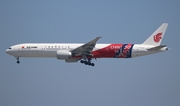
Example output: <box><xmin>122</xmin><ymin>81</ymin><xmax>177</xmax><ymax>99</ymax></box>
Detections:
<box><xmin>80</xmin><ymin>60</ymin><xmax>84</xmax><ymax>63</ymax></box>
<box><xmin>16</xmin><ymin>57</ymin><xmax>20</xmax><ymax>64</ymax></box>
<box><xmin>84</xmin><ymin>61</ymin><xmax>88</xmax><ymax>65</ymax></box>
<box><xmin>17</xmin><ymin>61</ymin><xmax>20</xmax><ymax>64</ymax></box>
<box><xmin>80</xmin><ymin>58</ymin><xmax>95</xmax><ymax>66</ymax></box>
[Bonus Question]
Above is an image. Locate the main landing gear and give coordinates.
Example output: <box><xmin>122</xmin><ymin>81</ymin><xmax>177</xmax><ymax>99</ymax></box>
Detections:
<box><xmin>80</xmin><ymin>58</ymin><xmax>95</xmax><ymax>66</ymax></box>
<box><xmin>16</xmin><ymin>57</ymin><xmax>20</xmax><ymax>64</ymax></box>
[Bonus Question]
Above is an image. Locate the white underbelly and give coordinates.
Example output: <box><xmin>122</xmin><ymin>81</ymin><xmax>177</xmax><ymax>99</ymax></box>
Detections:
<box><xmin>17</xmin><ymin>50</ymin><xmax>57</xmax><ymax>58</ymax></box>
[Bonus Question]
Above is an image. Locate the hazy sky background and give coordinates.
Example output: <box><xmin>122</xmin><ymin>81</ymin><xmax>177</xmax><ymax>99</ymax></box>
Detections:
<box><xmin>0</xmin><ymin>0</ymin><xmax>180</xmax><ymax>106</ymax></box>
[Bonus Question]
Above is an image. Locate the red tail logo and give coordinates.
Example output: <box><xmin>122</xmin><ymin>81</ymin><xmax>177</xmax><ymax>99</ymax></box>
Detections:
<box><xmin>154</xmin><ymin>33</ymin><xmax>162</xmax><ymax>43</ymax></box>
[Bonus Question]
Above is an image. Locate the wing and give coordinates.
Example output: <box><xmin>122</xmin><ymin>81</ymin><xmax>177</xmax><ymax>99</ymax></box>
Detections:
<box><xmin>70</xmin><ymin>37</ymin><xmax>101</xmax><ymax>56</ymax></box>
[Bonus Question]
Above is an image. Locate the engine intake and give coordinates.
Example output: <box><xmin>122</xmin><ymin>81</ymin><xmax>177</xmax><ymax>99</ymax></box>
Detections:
<box><xmin>56</xmin><ymin>50</ymin><xmax>72</xmax><ymax>59</ymax></box>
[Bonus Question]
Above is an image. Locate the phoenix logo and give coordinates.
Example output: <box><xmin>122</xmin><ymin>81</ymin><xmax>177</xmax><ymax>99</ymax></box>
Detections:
<box><xmin>154</xmin><ymin>33</ymin><xmax>162</xmax><ymax>43</ymax></box>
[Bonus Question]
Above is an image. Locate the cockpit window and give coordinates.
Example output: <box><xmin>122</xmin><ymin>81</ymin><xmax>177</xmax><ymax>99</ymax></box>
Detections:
<box><xmin>8</xmin><ymin>48</ymin><xmax>11</xmax><ymax>49</ymax></box>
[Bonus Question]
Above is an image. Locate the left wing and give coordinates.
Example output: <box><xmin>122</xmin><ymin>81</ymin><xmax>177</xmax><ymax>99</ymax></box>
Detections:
<box><xmin>70</xmin><ymin>37</ymin><xmax>101</xmax><ymax>56</ymax></box>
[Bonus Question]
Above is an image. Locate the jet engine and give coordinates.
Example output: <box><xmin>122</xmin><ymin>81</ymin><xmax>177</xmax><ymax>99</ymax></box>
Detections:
<box><xmin>56</xmin><ymin>50</ymin><xmax>72</xmax><ymax>59</ymax></box>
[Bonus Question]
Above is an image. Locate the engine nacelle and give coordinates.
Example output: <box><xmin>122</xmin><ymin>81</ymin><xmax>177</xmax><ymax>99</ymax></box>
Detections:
<box><xmin>56</xmin><ymin>50</ymin><xmax>72</xmax><ymax>59</ymax></box>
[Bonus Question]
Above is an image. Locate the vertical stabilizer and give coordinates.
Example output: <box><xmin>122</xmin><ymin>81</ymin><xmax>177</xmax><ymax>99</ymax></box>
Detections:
<box><xmin>142</xmin><ymin>23</ymin><xmax>168</xmax><ymax>46</ymax></box>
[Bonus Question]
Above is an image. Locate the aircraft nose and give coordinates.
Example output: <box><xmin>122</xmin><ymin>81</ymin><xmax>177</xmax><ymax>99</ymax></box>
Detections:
<box><xmin>6</xmin><ymin>49</ymin><xmax>9</xmax><ymax>53</ymax></box>
<box><xmin>6</xmin><ymin>49</ymin><xmax>11</xmax><ymax>54</ymax></box>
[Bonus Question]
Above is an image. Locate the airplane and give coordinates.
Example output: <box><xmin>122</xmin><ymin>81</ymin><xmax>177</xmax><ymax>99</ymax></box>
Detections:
<box><xmin>6</xmin><ymin>23</ymin><xmax>168</xmax><ymax>66</ymax></box>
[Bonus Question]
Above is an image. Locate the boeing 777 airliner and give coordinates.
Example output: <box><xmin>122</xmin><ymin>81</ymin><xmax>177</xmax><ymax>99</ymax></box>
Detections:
<box><xmin>6</xmin><ymin>23</ymin><xmax>168</xmax><ymax>66</ymax></box>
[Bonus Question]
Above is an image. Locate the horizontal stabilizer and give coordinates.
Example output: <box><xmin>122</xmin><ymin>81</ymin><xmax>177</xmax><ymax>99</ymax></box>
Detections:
<box><xmin>147</xmin><ymin>45</ymin><xmax>166</xmax><ymax>50</ymax></box>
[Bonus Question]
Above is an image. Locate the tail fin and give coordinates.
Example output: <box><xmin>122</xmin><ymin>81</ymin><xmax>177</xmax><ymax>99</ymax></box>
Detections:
<box><xmin>142</xmin><ymin>23</ymin><xmax>168</xmax><ymax>46</ymax></box>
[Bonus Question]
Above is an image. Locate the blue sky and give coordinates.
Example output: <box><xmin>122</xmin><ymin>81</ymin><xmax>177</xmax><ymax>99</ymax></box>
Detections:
<box><xmin>0</xmin><ymin>0</ymin><xmax>180</xmax><ymax>106</ymax></box>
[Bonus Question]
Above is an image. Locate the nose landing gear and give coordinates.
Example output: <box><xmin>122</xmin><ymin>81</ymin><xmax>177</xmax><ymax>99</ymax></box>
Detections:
<box><xmin>16</xmin><ymin>57</ymin><xmax>20</xmax><ymax>64</ymax></box>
